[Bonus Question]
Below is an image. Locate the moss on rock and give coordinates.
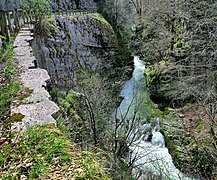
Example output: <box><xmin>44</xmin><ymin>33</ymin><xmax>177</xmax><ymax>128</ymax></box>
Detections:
<box><xmin>90</xmin><ymin>13</ymin><xmax>112</xmax><ymax>27</ymax></box>
<box><xmin>10</xmin><ymin>113</ymin><xmax>25</xmax><ymax>123</ymax></box>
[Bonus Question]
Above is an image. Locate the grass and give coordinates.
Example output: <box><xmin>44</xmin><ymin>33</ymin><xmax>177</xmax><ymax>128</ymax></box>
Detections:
<box><xmin>0</xmin><ymin>41</ymin><xmax>20</xmax><ymax>137</ymax></box>
<box><xmin>0</xmin><ymin>124</ymin><xmax>111</xmax><ymax>179</ymax></box>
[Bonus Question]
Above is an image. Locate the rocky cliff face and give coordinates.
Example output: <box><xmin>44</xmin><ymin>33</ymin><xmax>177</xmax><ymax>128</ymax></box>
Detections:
<box><xmin>32</xmin><ymin>13</ymin><xmax>118</xmax><ymax>88</ymax></box>
<box><xmin>51</xmin><ymin>0</ymin><xmax>96</xmax><ymax>11</ymax></box>
<box><xmin>0</xmin><ymin>0</ymin><xmax>96</xmax><ymax>11</ymax></box>
<box><xmin>0</xmin><ymin>0</ymin><xmax>20</xmax><ymax>11</ymax></box>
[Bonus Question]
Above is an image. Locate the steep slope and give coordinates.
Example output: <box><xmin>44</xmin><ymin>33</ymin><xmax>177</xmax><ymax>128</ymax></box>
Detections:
<box><xmin>0</xmin><ymin>124</ymin><xmax>111</xmax><ymax>179</ymax></box>
<box><xmin>32</xmin><ymin>13</ymin><xmax>119</xmax><ymax>88</ymax></box>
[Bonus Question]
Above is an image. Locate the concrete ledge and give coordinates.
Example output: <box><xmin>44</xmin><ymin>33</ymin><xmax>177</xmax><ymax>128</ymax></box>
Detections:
<box><xmin>11</xmin><ymin>25</ymin><xmax>59</xmax><ymax>132</ymax></box>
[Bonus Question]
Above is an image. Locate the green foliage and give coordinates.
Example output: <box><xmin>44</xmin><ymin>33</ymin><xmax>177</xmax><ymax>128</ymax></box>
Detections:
<box><xmin>75</xmin><ymin>150</ymin><xmax>110</xmax><ymax>180</ymax></box>
<box><xmin>21</xmin><ymin>0</ymin><xmax>53</xmax><ymax>36</ymax></box>
<box><xmin>112</xmin><ymin>50</ymin><xmax>132</xmax><ymax>68</ymax></box>
<box><xmin>0</xmin><ymin>40</ymin><xmax>14</xmax><ymax>63</ymax></box>
<box><xmin>162</xmin><ymin>109</ymin><xmax>217</xmax><ymax>178</ymax></box>
<box><xmin>21</xmin><ymin>0</ymin><xmax>51</xmax><ymax>21</ymax></box>
<box><xmin>144</xmin><ymin>66</ymin><xmax>161</xmax><ymax>86</ymax></box>
<box><xmin>52</xmin><ymin>69</ymin><xmax>115</xmax><ymax>146</ymax></box>
<box><xmin>138</xmin><ymin>22</ymin><xmax>171</xmax><ymax>63</ymax></box>
<box><xmin>54</xmin><ymin>89</ymin><xmax>86</xmax><ymax>143</ymax></box>
<box><xmin>159</xmin><ymin>0</ymin><xmax>217</xmax><ymax>104</ymax></box>
<box><xmin>15</xmin><ymin>87</ymin><xmax>34</xmax><ymax>101</ymax></box>
<box><xmin>91</xmin><ymin>13</ymin><xmax>112</xmax><ymax>27</ymax></box>
<box><xmin>0</xmin><ymin>42</ymin><xmax>20</xmax><ymax>137</ymax></box>
<box><xmin>0</xmin><ymin>124</ymin><xmax>111</xmax><ymax>179</ymax></box>
<box><xmin>57</xmin><ymin>90</ymin><xmax>80</xmax><ymax>115</ymax></box>
<box><xmin>0</xmin><ymin>35</ymin><xmax>6</xmax><ymax>40</ymax></box>
<box><xmin>0</xmin><ymin>72</ymin><xmax>20</xmax><ymax>116</ymax></box>
<box><xmin>194</xmin><ymin>119</ymin><xmax>202</xmax><ymax>130</ymax></box>
<box><xmin>77</xmin><ymin>70</ymin><xmax>116</xmax><ymax>144</ymax></box>
<box><xmin>133</xmin><ymin>0</ymin><xmax>217</xmax><ymax>111</ymax></box>
<box><xmin>34</xmin><ymin>18</ymin><xmax>57</xmax><ymax>36</ymax></box>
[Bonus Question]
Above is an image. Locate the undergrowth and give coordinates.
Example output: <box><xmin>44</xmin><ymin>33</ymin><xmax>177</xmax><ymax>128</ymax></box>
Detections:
<box><xmin>0</xmin><ymin>124</ymin><xmax>111</xmax><ymax>179</ymax></box>
<box><xmin>0</xmin><ymin>41</ymin><xmax>20</xmax><ymax>137</ymax></box>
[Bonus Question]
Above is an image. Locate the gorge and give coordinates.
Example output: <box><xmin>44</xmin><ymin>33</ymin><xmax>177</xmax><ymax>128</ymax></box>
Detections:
<box><xmin>0</xmin><ymin>0</ymin><xmax>216</xmax><ymax>179</ymax></box>
<box><xmin>120</xmin><ymin>56</ymin><xmax>197</xmax><ymax>179</ymax></box>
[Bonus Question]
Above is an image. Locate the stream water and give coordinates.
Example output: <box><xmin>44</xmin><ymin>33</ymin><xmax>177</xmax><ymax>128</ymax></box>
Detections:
<box><xmin>117</xmin><ymin>56</ymin><xmax>196</xmax><ymax>180</ymax></box>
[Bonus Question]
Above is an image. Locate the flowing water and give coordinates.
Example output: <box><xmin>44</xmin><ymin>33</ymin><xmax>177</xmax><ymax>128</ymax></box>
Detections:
<box><xmin>116</xmin><ymin>56</ymin><xmax>196</xmax><ymax>179</ymax></box>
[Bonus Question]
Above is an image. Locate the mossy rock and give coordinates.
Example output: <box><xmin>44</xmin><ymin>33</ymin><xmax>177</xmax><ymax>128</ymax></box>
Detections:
<box><xmin>10</xmin><ymin>113</ymin><xmax>25</xmax><ymax>123</ymax></box>
<box><xmin>90</xmin><ymin>13</ymin><xmax>111</xmax><ymax>27</ymax></box>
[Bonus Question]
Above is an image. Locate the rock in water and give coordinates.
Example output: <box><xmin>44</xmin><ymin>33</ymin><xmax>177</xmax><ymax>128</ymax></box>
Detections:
<box><xmin>151</xmin><ymin>131</ymin><xmax>165</xmax><ymax>147</ymax></box>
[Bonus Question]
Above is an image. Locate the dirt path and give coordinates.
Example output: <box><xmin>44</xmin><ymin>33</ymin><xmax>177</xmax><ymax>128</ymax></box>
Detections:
<box><xmin>11</xmin><ymin>25</ymin><xmax>59</xmax><ymax>132</ymax></box>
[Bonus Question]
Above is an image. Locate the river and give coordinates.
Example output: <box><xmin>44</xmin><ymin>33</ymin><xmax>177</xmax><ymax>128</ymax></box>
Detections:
<box><xmin>116</xmin><ymin>56</ymin><xmax>197</xmax><ymax>180</ymax></box>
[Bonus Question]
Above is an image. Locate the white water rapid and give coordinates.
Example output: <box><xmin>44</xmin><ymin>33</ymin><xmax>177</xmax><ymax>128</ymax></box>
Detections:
<box><xmin>117</xmin><ymin>56</ymin><xmax>196</xmax><ymax>180</ymax></box>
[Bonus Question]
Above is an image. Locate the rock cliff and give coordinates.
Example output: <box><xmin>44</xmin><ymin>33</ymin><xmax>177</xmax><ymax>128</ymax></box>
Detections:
<box><xmin>51</xmin><ymin>0</ymin><xmax>96</xmax><ymax>11</ymax></box>
<box><xmin>0</xmin><ymin>0</ymin><xmax>96</xmax><ymax>11</ymax></box>
<box><xmin>0</xmin><ymin>0</ymin><xmax>20</xmax><ymax>11</ymax></box>
<box><xmin>32</xmin><ymin>13</ymin><xmax>118</xmax><ymax>88</ymax></box>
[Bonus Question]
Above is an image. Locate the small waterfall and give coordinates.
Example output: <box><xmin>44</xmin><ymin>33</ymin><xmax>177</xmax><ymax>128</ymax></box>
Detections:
<box><xmin>116</xmin><ymin>56</ymin><xmax>196</xmax><ymax>179</ymax></box>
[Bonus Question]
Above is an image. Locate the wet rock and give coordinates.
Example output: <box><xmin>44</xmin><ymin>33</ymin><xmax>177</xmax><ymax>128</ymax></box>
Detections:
<box><xmin>178</xmin><ymin>113</ymin><xmax>185</xmax><ymax>118</ymax></box>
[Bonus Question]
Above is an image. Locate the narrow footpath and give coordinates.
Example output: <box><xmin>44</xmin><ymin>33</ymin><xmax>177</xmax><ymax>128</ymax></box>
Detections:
<box><xmin>11</xmin><ymin>25</ymin><xmax>59</xmax><ymax>132</ymax></box>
